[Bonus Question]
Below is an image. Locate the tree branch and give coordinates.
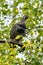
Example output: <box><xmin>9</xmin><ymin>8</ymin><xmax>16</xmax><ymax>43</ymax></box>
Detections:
<box><xmin>0</xmin><ymin>39</ymin><xmax>6</xmax><ymax>43</ymax></box>
<box><xmin>0</xmin><ymin>39</ymin><xmax>23</xmax><ymax>47</ymax></box>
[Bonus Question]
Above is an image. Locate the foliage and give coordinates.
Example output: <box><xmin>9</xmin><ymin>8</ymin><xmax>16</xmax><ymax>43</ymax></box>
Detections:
<box><xmin>0</xmin><ymin>0</ymin><xmax>43</xmax><ymax>65</ymax></box>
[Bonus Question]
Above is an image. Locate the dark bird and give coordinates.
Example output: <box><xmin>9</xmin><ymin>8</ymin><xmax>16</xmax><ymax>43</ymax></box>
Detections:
<box><xmin>0</xmin><ymin>15</ymin><xmax>28</xmax><ymax>50</ymax></box>
<box><xmin>10</xmin><ymin>15</ymin><xmax>28</xmax><ymax>44</ymax></box>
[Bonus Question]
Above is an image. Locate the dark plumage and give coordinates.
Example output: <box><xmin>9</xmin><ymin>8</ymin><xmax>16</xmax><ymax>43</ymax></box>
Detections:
<box><xmin>10</xmin><ymin>15</ymin><xmax>28</xmax><ymax>41</ymax></box>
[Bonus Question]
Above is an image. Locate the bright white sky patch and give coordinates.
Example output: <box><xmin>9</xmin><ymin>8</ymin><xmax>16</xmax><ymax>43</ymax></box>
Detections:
<box><xmin>5</xmin><ymin>0</ymin><xmax>14</xmax><ymax>5</ymax></box>
<box><xmin>16</xmin><ymin>52</ymin><xmax>26</xmax><ymax>60</ymax></box>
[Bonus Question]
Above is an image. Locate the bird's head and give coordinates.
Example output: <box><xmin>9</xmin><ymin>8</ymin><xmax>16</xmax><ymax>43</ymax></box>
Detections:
<box><xmin>22</xmin><ymin>15</ymin><xmax>28</xmax><ymax>20</ymax></box>
<box><xmin>20</xmin><ymin>15</ymin><xmax>28</xmax><ymax>22</ymax></box>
